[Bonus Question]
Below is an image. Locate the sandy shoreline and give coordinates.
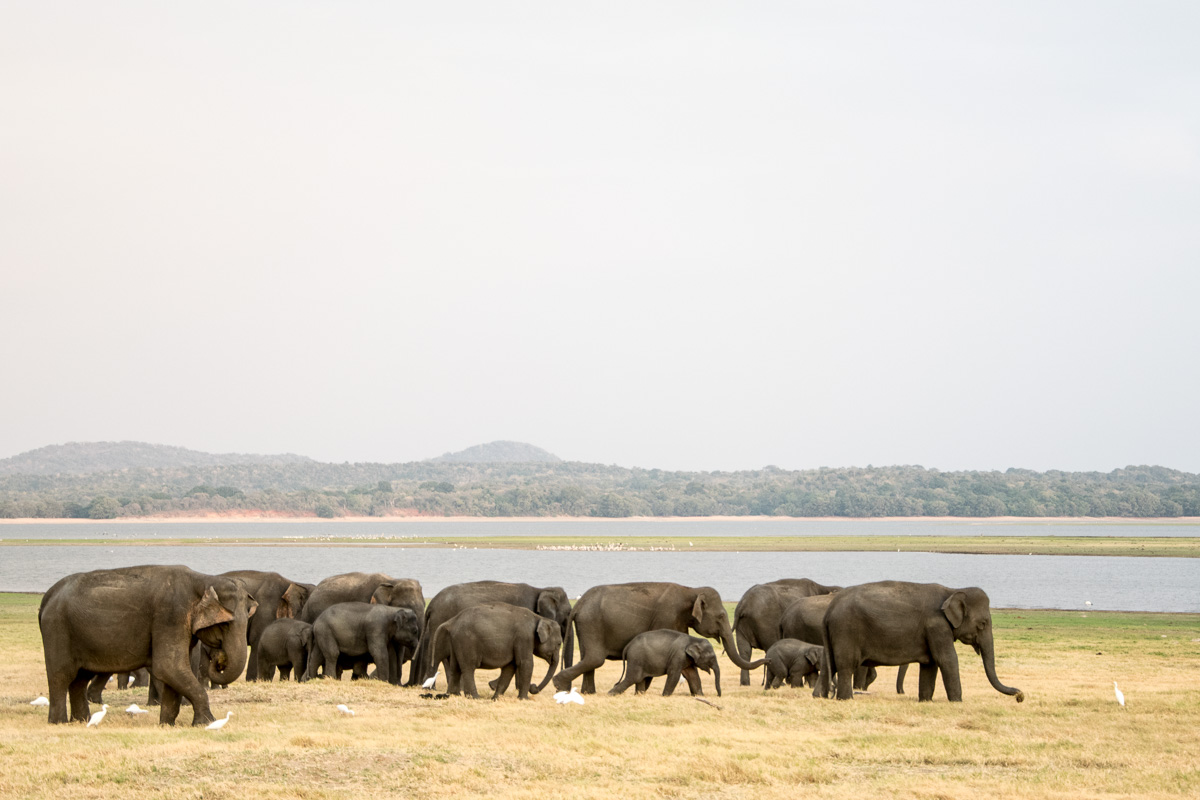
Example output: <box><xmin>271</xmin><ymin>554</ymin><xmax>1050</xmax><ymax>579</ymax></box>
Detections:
<box><xmin>1</xmin><ymin>514</ymin><xmax>1198</xmax><ymax>525</ymax></box>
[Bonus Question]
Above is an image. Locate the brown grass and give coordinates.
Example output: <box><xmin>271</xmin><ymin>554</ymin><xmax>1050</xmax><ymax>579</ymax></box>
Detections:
<box><xmin>2</xmin><ymin>595</ymin><xmax>1198</xmax><ymax>799</ymax></box>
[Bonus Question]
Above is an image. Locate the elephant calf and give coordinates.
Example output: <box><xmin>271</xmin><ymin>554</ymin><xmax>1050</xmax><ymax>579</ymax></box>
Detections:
<box><xmin>257</xmin><ymin>619</ymin><xmax>315</xmax><ymax>681</ymax></box>
<box><xmin>433</xmin><ymin>603</ymin><xmax>562</xmax><ymax>700</ymax></box>
<box><xmin>609</xmin><ymin>630</ymin><xmax>722</xmax><ymax>697</ymax></box>
<box><xmin>306</xmin><ymin>602</ymin><xmax>420</xmax><ymax>684</ymax></box>
<box><xmin>763</xmin><ymin>639</ymin><xmax>822</xmax><ymax>689</ymax></box>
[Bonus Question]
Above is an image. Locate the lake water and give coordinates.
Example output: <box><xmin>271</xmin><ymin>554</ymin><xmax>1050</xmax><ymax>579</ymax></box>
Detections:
<box><xmin>2</xmin><ymin>518</ymin><xmax>1198</xmax><ymax>540</ymax></box>
<box><xmin>3</xmin><ymin>545</ymin><xmax>1197</xmax><ymax>613</ymax></box>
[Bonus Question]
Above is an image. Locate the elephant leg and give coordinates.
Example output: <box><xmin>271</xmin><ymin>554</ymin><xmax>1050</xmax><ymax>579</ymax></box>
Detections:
<box><xmin>494</xmin><ymin>665</ymin><xmax>516</xmax><ymax>699</ymax></box>
<box><xmin>662</xmin><ymin>665</ymin><xmax>682</xmax><ymax>696</ymax></box>
<box><xmin>582</xmin><ymin>670</ymin><xmax>598</xmax><ymax>694</ymax></box>
<box><xmin>158</xmin><ymin>683</ymin><xmax>183</xmax><ymax>726</ymax></box>
<box><xmin>460</xmin><ymin>668</ymin><xmax>480</xmax><ymax>699</ymax></box>
<box><xmin>68</xmin><ymin>673</ymin><xmax>92</xmax><ymax>723</ymax></box>
<box><xmin>45</xmin><ymin>664</ymin><xmax>76</xmax><ymax>724</ymax></box>
<box><xmin>897</xmin><ymin>663</ymin><xmax>908</xmax><ymax>694</ymax></box>
<box><xmin>515</xmin><ymin>656</ymin><xmax>535</xmax><ymax>700</ymax></box>
<box><xmin>367</xmin><ymin>639</ymin><xmax>391</xmax><ymax>682</ymax></box>
<box><xmin>245</xmin><ymin>643</ymin><xmax>260</xmax><ymax>682</ymax></box>
<box><xmin>835</xmin><ymin>662</ymin><xmax>856</xmax><ymax>701</ymax></box>
<box><xmin>935</xmin><ymin>646</ymin><xmax>962</xmax><ymax>702</ymax></box>
<box><xmin>287</xmin><ymin>643</ymin><xmax>307</xmax><ymax>683</ymax></box>
<box><xmin>680</xmin><ymin>665</ymin><xmax>703</xmax><ymax>696</ymax></box>
<box><xmin>86</xmin><ymin>673</ymin><xmax>108</xmax><ymax>705</ymax></box>
<box><xmin>146</xmin><ymin>677</ymin><xmax>161</xmax><ymax>706</ymax></box>
<box><xmin>918</xmin><ymin>662</ymin><xmax>938</xmax><ymax>701</ymax></box>
<box><xmin>154</xmin><ymin>654</ymin><xmax>215</xmax><ymax>726</ymax></box>
<box><xmin>553</xmin><ymin>651</ymin><xmax>605</xmax><ymax>693</ymax></box>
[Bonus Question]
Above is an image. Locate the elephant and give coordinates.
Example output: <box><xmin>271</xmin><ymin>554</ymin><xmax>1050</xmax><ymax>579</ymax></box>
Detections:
<box><xmin>412</xmin><ymin>581</ymin><xmax>572</xmax><ymax>685</ymax></box>
<box><xmin>256</xmin><ymin>618</ymin><xmax>315</xmax><ymax>681</ymax></box>
<box><xmin>781</xmin><ymin>593</ymin><xmax>909</xmax><ymax>694</ymax></box>
<box><xmin>608</xmin><ymin>630</ymin><xmax>722</xmax><ymax>697</ymax></box>
<box><xmin>817</xmin><ymin>581</ymin><xmax>1024</xmax><ymax>703</ymax></box>
<box><xmin>300</xmin><ymin>572</ymin><xmax>424</xmax><ymax>681</ymax></box>
<box><xmin>218</xmin><ymin>570</ymin><xmax>312</xmax><ymax>681</ymax></box>
<box><xmin>733</xmin><ymin>578</ymin><xmax>840</xmax><ymax>686</ymax></box>
<box><xmin>39</xmin><ymin>565</ymin><xmax>258</xmax><ymax>725</ymax></box>
<box><xmin>761</xmin><ymin>639</ymin><xmax>822</xmax><ymax>689</ymax></box>
<box><xmin>305</xmin><ymin>602</ymin><xmax>420</xmax><ymax>684</ymax></box>
<box><xmin>432</xmin><ymin>603</ymin><xmax>562</xmax><ymax>699</ymax></box>
<box><xmin>552</xmin><ymin>582</ymin><xmax>764</xmax><ymax>694</ymax></box>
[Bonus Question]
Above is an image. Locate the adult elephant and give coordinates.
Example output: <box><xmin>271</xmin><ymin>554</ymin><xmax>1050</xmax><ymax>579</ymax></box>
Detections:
<box><xmin>818</xmin><ymin>581</ymin><xmax>1024</xmax><ymax>703</ymax></box>
<box><xmin>300</xmin><ymin>572</ymin><xmax>424</xmax><ymax>681</ymax></box>
<box><xmin>412</xmin><ymin>581</ymin><xmax>572</xmax><ymax>685</ymax></box>
<box><xmin>305</xmin><ymin>602</ymin><xmax>420</xmax><ymax>684</ymax></box>
<box><xmin>552</xmin><ymin>582</ymin><xmax>764</xmax><ymax>694</ymax></box>
<box><xmin>432</xmin><ymin>603</ymin><xmax>562</xmax><ymax>699</ymax></box>
<box><xmin>781</xmin><ymin>593</ymin><xmax>909</xmax><ymax>694</ymax></box>
<box><xmin>218</xmin><ymin>570</ymin><xmax>312</xmax><ymax>681</ymax></box>
<box><xmin>39</xmin><ymin>565</ymin><xmax>258</xmax><ymax>725</ymax></box>
<box><xmin>733</xmin><ymin>578</ymin><xmax>840</xmax><ymax>686</ymax></box>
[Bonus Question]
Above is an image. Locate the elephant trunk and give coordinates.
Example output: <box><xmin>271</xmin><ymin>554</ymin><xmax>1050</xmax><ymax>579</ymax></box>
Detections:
<box><xmin>978</xmin><ymin>628</ymin><xmax>1024</xmax><ymax>702</ymax></box>
<box><xmin>717</xmin><ymin>617</ymin><xmax>765</xmax><ymax>671</ymax></box>
<box><xmin>711</xmin><ymin>661</ymin><xmax>721</xmax><ymax>697</ymax></box>
<box><xmin>207</xmin><ymin>613</ymin><xmax>250</xmax><ymax>686</ymax></box>
<box><xmin>562</xmin><ymin>615</ymin><xmax>575</xmax><ymax>669</ymax></box>
<box><xmin>531</xmin><ymin>645</ymin><xmax>561</xmax><ymax>695</ymax></box>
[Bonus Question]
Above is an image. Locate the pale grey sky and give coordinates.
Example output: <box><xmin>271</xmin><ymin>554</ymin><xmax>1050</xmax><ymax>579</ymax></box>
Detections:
<box><xmin>2</xmin><ymin>2</ymin><xmax>1198</xmax><ymax>472</ymax></box>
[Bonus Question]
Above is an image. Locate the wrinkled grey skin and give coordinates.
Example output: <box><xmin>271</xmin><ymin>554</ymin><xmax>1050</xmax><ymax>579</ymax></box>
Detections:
<box><xmin>256</xmin><ymin>619</ymin><xmax>315</xmax><ymax>681</ymax></box>
<box><xmin>432</xmin><ymin>603</ymin><xmax>562</xmax><ymax>700</ymax></box>
<box><xmin>553</xmin><ymin>582</ymin><xmax>763</xmax><ymax>694</ymax></box>
<box><xmin>413</xmin><ymin>581</ymin><xmax>572</xmax><ymax>685</ymax></box>
<box><xmin>781</xmin><ymin>594</ymin><xmax>908</xmax><ymax>694</ymax></box>
<box><xmin>816</xmin><ymin>581</ymin><xmax>1024</xmax><ymax>703</ymax></box>
<box><xmin>305</xmin><ymin>602</ymin><xmax>420</xmax><ymax>684</ymax></box>
<box><xmin>219</xmin><ymin>570</ymin><xmax>311</xmax><ymax>681</ymax></box>
<box><xmin>609</xmin><ymin>630</ymin><xmax>722</xmax><ymax>697</ymax></box>
<box><xmin>762</xmin><ymin>639</ymin><xmax>823</xmax><ymax>689</ymax></box>
<box><xmin>733</xmin><ymin>578</ymin><xmax>840</xmax><ymax>686</ymax></box>
<box><xmin>39</xmin><ymin>565</ymin><xmax>258</xmax><ymax>725</ymax></box>
<box><xmin>300</xmin><ymin>572</ymin><xmax>424</xmax><ymax>681</ymax></box>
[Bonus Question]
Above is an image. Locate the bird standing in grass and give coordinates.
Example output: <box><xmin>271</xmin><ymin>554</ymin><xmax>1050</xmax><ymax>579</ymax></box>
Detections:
<box><xmin>125</xmin><ymin>704</ymin><xmax>149</xmax><ymax>715</ymax></box>
<box><xmin>422</xmin><ymin>668</ymin><xmax>440</xmax><ymax>690</ymax></box>
<box><xmin>336</xmin><ymin>704</ymin><xmax>355</xmax><ymax>716</ymax></box>
<box><xmin>87</xmin><ymin>705</ymin><xmax>108</xmax><ymax>728</ymax></box>
<box><xmin>554</xmin><ymin>687</ymin><xmax>584</xmax><ymax>705</ymax></box>
<box><xmin>1114</xmin><ymin>681</ymin><xmax>1125</xmax><ymax>707</ymax></box>
<box><xmin>30</xmin><ymin>696</ymin><xmax>49</xmax><ymax>707</ymax></box>
<box><xmin>206</xmin><ymin>712</ymin><xmax>232</xmax><ymax>730</ymax></box>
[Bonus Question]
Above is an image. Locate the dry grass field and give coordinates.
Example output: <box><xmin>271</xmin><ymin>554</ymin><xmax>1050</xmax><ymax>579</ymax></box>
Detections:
<box><xmin>2</xmin><ymin>592</ymin><xmax>1198</xmax><ymax>800</ymax></box>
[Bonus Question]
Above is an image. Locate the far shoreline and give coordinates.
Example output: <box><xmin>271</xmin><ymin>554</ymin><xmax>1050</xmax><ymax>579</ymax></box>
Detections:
<box><xmin>2</xmin><ymin>514</ymin><xmax>1198</xmax><ymax>525</ymax></box>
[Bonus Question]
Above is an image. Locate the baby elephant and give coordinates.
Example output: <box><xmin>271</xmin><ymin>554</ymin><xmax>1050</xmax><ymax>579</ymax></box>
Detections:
<box><xmin>257</xmin><ymin>619</ymin><xmax>315</xmax><ymax>682</ymax></box>
<box><xmin>433</xmin><ymin>603</ymin><xmax>562</xmax><ymax>699</ymax></box>
<box><xmin>763</xmin><ymin>639</ymin><xmax>823</xmax><ymax>689</ymax></box>
<box><xmin>306</xmin><ymin>602</ymin><xmax>420</xmax><ymax>684</ymax></box>
<box><xmin>609</xmin><ymin>630</ymin><xmax>722</xmax><ymax>697</ymax></box>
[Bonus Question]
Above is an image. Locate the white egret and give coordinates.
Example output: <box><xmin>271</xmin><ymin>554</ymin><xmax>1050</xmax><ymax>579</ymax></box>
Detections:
<box><xmin>1085</xmin><ymin>601</ymin><xmax>1092</xmax><ymax>607</ymax></box>
<box><xmin>421</xmin><ymin>668</ymin><xmax>440</xmax><ymax>690</ymax></box>
<box><xmin>1113</xmin><ymin>681</ymin><xmax>1125</xmax><ymax>707</ymax></box>
<box><xmin>30</xmin><ymin>696</ymin><xmax>49</xmax><ymax>707</ymax></box>
<box><xmin>125</xmin><ymin>704</ymin><xmax>148</xmax><ymax>715</ymax></box>
<box><xmin>336</xmin><ymin>704</ymin><xmax>355</xmax><ymax>716</ymax></box>
<box><xmin>565</xmin><ymin>687</ymin><xmax>584</xmax><ymax>705</ymax></box>
<box><xmin>86</xmin><ymin>704</ymin><xmax>108</xmax><ymax>728</ymax></box>
<box><xmin>206</xmin><ymin>711</ymin><xmax>232</xmax><ymax>730</ymax></box>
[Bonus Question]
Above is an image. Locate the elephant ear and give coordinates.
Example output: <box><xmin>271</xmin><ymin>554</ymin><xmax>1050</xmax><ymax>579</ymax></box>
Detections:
<box><xmin>370</xmin><ymin>583</ymin><xmax>395</xmax><ymax>605</ymax></box>
<box><xmin>941</xmin><ymin>591</ymin><xmax>968</xmax><ymax>629</ymax></box>
<box><xmin>536</xmin><ymin>591</ymin><xmax>557</xmax><ymax>620</ymax></box>
<box><xmin>805</xmin><ymin>647</ymin><xmax>823</xmax><ymax>667</ymax></box>
<box><xmin>691</xmin><ymin>594</ymin><xmax>705</xmax><ymax>625</ymax></box>
<box><xmin>536</xmin><ymin>617</ymin><xmax>557</xmax><ymax>643</ymax></box>
<box><xmin>192</xmin><ymin>586</ymin><xmax>235</xmax><ymax>634</ymax></box>
<box><xmin>684</xmin><ymin>641</ymin><xmax>707</xmax><ymax>664</ymax></box>
<box><xmin>246</xmin><ymin>594</ymin><xmax>259</xmax><ymax>619</ymax></box>
<box><xmin>279</xmin><ymin>583</ymin><xmax>306</xmax><ymax>619</ymax></box>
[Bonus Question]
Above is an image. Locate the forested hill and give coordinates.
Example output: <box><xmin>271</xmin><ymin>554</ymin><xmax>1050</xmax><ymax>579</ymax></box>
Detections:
<box><xmin>0</xmin><ymin>441</ymin><xmax>313</xmax><ymax>476</ymax></box>
<box><xmin>1</xmin><ymin>455</ymin><xmax>1198</xmax><ymax>520</ymax></box>
<box><xmin>433</xmin><ymin>441</ymin><xmax>561</xmax><ymax>463</ymax></box>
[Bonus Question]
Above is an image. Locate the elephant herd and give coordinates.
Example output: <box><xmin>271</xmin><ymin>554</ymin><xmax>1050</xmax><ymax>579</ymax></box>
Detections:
<box><xmin>37</xmin><ymin>564</ymin><xmax>1024</xmax><ymax>726</ymax></box>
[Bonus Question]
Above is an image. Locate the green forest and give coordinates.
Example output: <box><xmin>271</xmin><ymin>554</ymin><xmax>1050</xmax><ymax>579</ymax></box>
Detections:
<box><xmin>1</xmin><ymin>461</ymin><xmax>1198</xmax><ymax>519</ymax></box>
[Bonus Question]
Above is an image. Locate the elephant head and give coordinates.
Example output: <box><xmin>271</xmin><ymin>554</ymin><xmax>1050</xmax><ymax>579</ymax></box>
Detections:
<box><xmin>941</xmin><ymin>588</ymin><xmax>1024</xmax><ymax>701</ymax></box>
<box><xmin>536</xmin><ymin>587</ymin><xmax>572</xmax><ymax>640</ymax></box>
<box><xmin>689</xmin><ymin>587</ymin><xmax>764</xmax><ymax>672</ymax></box>
<box><xmin>530</xmin><ymin>616</ymin><xmax>563</xmax><ymax>695</ymax></box>
<box><xmin>371</xmin><ymin>580</ymin><xmax>424</xmax><ymax>610</ymax></box>
<box><xmin>191</xmin><ymin>578</ymin><xmax>258</xmax><ymax>686</ymax></box>
<box><xmin>684</xmin><ymin>639</ymin><xmax>722</xmax><ymax>697</ymax></box>
<box><xmin>388</xmin><ymin>607</ymin><xmax>422</xmax><ymax>652</ymax></box>
<box><xmin>278</xmin><ymin>583</ymin><xmax>310</xmax><ymax>619</ymax></box>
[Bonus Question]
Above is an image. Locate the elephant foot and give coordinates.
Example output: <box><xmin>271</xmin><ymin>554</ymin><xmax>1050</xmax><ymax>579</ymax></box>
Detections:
<box><xmin>552</xmin><ymin>675</ymin><xmax>571</xmax><ymax>692</ymax></box>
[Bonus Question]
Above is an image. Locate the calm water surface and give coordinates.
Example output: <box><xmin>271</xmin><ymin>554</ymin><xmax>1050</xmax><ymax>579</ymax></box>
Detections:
<box><xmin>3</xmin><ymin>545</ymin><xmax>1197</xmax><ymax>613</ymax></box>
<box><xmin>3</xmin><ymin>518</ymin><xmax>1198</xmax><ymax>540</ymax></box>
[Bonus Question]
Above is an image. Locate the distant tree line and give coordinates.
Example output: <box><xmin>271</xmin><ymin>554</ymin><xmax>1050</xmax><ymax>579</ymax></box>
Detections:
<box><xmin>1</xmin><ymin>462</ymin><xmax>1198</xmax><ymax>520</ymax></box>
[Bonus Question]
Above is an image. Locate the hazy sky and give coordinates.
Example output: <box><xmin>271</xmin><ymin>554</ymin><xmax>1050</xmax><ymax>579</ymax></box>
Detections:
<box><xmin>2</xmin><ymin>2</ymin><xmax>1198</xmax><ymax>472</ymax></box>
